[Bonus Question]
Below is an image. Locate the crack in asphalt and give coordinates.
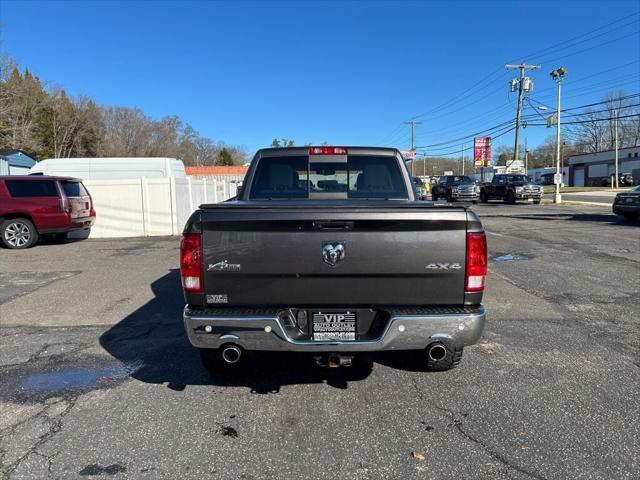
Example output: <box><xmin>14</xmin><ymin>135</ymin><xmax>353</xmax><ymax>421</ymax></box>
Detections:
<box><xmin>0</xmin><ymin>341</ymin><xmax>93</xmax><ymax>369</ymax></box>
<box><xmin>0</xmin><ymin>397</ymin><xmax>76</xmax><ymax>479</ymax></box>
<box><xmin>409</xmin><ymin>375</ymin><xmax>548</xmax><ymax>480</ymax></box>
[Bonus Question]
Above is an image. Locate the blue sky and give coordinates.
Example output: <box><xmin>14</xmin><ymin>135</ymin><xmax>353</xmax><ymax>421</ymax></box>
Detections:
<box><xmin>1</xmin><ymin>0</ymin><xmax>639</xmax><ymax>156</ymax></box>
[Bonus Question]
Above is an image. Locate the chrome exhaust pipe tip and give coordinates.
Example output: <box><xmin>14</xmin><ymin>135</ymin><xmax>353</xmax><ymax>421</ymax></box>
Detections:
<box><xmin>221</xmin><ymin>345</ymin><xmax>242</xmax><ymax>364</ymax></box>
<box><xmin>427</xmin><ymin>343</ymin><xmax>447</xmax><ymax>361</ymax></box>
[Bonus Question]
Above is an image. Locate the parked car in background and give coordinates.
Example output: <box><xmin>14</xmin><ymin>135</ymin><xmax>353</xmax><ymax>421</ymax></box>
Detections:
<box><xmin>0</xmin><ymin>176</ymin><xmax>95</xmax><ymax>249</ymax></box>
<box><xmin>431</xmin><ymin>175</ymin><xmax>479</xmax><ymax>203</ymax></box>
<box><xmin>412</xmin><ymin>176</ymin><xmax>428</xmax><ymax>200</ymax></box>
<box><xmin>612</xmin><ymin>185</ymin><xmax>640</xmax><ymax>221</ymax></box>
<box><xmin>480</xmin><ymin>174</ymin><xmax>543</xmax><ymax>204</ymax></box>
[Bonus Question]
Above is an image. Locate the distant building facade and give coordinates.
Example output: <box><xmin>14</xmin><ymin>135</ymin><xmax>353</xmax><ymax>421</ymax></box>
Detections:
<box><xmin>568</xmin><ymin>146</ymin><xmax>640</xmax><ymax>186</ymax></box>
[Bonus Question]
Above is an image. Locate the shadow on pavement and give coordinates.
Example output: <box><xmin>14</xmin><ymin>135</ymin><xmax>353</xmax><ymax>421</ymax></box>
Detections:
<box><xmin>99</xmin><ymin>270</ymin><xmax>379</xmax><ymax>392</ymax></box>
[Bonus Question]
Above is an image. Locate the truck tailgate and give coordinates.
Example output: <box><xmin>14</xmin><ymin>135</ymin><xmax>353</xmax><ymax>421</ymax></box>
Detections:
<box><xmin>201</xmin><ymin>206</ymin><xmax>467</xmax><ymax>306</ymax></box>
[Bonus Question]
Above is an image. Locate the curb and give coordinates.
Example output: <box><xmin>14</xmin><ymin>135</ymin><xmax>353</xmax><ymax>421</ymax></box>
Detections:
<box><xmin>540</xmin><ymin>199</ymin><xmax>610</xmax><ymax>207</ymax></box>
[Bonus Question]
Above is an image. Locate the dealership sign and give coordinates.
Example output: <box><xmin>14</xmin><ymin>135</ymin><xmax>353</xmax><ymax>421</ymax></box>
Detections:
<box><xmin>474</xmin><ymin>137</ymin><xmax>491</xmax><ymax>168</ymax></box>
<box><xmin>401</xmin><ymin>149</ymin><xmax>415</xmax><ymax>160</ymax></box>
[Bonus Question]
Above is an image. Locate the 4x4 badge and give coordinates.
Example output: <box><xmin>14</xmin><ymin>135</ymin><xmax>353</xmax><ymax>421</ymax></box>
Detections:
<box><xmin>425</xmin><ymin>263</ymin><xmax>462</xmax><ymax>270</ymax></box>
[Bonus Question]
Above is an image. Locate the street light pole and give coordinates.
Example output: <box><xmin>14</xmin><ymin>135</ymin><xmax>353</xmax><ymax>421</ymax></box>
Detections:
<box><xmin>550</xmin><ymin>66</ymin><xmax>567</xmax><ymax>204</ymax></box>
<box><xmin>614</xmin><ymin>110</ymin><xmax>619</xmax><ymax>189</ymax></box>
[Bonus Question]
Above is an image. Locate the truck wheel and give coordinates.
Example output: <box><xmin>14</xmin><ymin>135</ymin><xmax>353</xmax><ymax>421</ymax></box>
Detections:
<box><xmin>1</xmin><ymin>218</ymin><xmax>39</xmax><ymax>249</ymax></box>
<box><xmin>533</xmin><ymin>199</ymin><xmax>541</xmax><ymax>205</ymax></box>
<box><xmin>199</xmin><ymin>345</ymin><xmax>245</xmax><ymax>373</ymax></box>
<box><xmin>423</xmin><ymin>342</ymin><xmax>463</xmax><ymax>371</ymax></box>
<box><xmin>480</xmin><ymin>191</ymin><xmax>488</xmax><ymax>203</ymax></box>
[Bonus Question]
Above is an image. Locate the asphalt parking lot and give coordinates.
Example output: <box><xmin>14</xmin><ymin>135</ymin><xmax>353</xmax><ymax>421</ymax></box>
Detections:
<box><xmin>1</xmin><ymin>203</ymin><xmax>639</xmax><ymax>480</ymax></box>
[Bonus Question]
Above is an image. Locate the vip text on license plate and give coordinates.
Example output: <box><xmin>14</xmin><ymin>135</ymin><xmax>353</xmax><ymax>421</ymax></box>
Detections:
<box><xmin>312</xmin><ymin>312</ymin><xmax>356</xmax><ymax>341</ymax></box>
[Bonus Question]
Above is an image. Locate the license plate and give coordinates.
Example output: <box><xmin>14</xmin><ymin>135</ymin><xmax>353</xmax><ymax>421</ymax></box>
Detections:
<box><xmin>625</xmin><ymin>197</ymin><xmax>633</xmax><ymax>203</ymax></box>
<box><xmin>312</xmin><ymin>311</ymin><xmax>356</xmax><ymax>341</ymax></box>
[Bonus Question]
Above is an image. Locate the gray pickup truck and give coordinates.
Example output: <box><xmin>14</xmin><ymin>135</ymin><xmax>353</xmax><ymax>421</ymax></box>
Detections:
<box><xmin>181</xmin><ymin>147</ymin><xmax>487</xmax><ymax>372</ymax></box>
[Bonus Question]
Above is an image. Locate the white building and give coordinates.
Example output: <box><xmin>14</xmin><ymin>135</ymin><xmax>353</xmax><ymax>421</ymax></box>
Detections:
<box><xmin>568</xmin><ymin>146</ymin><xmax>640</xmax><ymax>186</ymax></box>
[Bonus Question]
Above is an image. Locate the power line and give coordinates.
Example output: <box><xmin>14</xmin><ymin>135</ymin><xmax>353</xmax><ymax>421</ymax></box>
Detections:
<box><xmin>511</xmin><ymin>11</ymin><xmax>639</xmax><ymax>62</ymax></box>
<box><xmin>408</xmin><ymin>69</ymin><xmax>508</xmax><ymax>120</ymax></box>
<box><xmin>537</xmin><ymin>30</ymin><xmax>640</xmax><ymax>66</ymax></box>
<box><xmin>413</xmin><ymin>93</ymin><xmax>640</xmax><ymax>151</ymax></box>
<box><xmin>417</xmin><ymin>127</ymin><xmax>516</xmax><ymax>158</ymax></box>
<box><xmin>411</xmin><ymin>13</ymin><xmax>640</xmax><ymax>122</ymax></box>
<box><xmin>527</xmin><ymin>18</ymin><xmax>640</xmax><ymax>63</ymax></box>
<box><xmin>527</xmin><ymin>113</ymin><xmax>639</xmax><ymax>126</ymax></box>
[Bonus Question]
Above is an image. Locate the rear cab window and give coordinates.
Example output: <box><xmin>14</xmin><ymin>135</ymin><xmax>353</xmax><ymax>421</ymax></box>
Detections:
<box><xmin>5</xmin><ymin>180</ymin><xmax>59</xmax><ymax>198</ymax></box>
<box><xmin>250</xmin><ymin>154</ymin><xmax>408</xmax><ymax>200</ymax></box>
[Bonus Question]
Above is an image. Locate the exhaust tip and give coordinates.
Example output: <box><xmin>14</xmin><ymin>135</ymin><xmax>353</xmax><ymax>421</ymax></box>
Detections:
<box><xmin>427</xmin><ymin>343</ymin><xmax>447</xmax><ymax>362</ymax></box>
<box><xmin>221</xmin><ymin>345</ymin><xmax>242</xmax><ymax>364</ymax></box>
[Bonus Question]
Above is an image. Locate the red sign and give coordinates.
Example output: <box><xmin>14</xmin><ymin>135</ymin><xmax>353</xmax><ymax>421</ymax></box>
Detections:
<box><xmin>401</xmin><ymin>149</ymin><xmax>415</xmax><ymax>160</ymax></box>
<box><xmin>474</xmin><ymin>137</ymin><xmax>491</xmax><ymax>168</ymax></box>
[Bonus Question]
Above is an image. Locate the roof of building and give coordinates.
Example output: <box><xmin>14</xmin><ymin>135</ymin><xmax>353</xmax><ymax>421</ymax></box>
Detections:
<box><xmin>568</xmin><ymin>145</ymin><xmax>640</xmax><ymax>165</ymax></box>
<box><xmin>0</xmin><ymin>150</ymin><xmax>38</xmax><ymax>168</ymax></box>
<box><xmin>186</xmin><ymin>166</ymin><xmax>249</xmax><ymax>176</ymax></box>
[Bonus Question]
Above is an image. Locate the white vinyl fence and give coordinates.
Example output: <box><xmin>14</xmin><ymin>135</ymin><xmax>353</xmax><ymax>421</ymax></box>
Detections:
<box><xmin>84</xmin><ymin>177</ymin><xmax>237</xmax><ymax>238</ymax></box>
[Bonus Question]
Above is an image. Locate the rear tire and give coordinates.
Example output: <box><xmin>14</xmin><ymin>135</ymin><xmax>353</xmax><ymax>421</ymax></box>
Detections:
<box><xmin>423</xmin><ymin>342</ymin><xmax>463</xmax><ymax>371</ymax></box>
<box><xmin>1</xmin><ymin>218</ymin><xmax>39</xmax><ymax>249</ymax></box>
<box><xmin>622</xmin><ymin>213</ymin><xmax>639</xmax><ymax>222</ymax></box>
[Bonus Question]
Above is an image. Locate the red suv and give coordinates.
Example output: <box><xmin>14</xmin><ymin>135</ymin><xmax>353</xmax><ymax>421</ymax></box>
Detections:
<box><xmin>0</xmin><ymin>176</ymin><xmax>96</xmax><ymax>249</ymax></box>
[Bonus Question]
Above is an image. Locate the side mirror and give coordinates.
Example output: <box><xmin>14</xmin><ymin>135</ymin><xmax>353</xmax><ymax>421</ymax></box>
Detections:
<box><xmin>236</xmin><ymin>185</ymin><xmax>245</xmax><ymax>199</ymax></box>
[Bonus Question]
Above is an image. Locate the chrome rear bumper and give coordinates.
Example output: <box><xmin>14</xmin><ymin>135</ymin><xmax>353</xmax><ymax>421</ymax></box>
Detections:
<box><xmin>184</xmin><ymin>305</ymin><xmax>485</xmax><ymax>352</ymax></box>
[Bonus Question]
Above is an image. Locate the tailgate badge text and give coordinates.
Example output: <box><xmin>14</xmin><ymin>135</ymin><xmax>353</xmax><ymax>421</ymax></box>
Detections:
<box><xmin>208</xmin><ymin>260</ymin><xmax>241</xmax><ymax>272</ymax></box>
<box><xmin>425</xmin><ymin>263</ymin><xmax>462</xmax><ymax>270</ymax></box>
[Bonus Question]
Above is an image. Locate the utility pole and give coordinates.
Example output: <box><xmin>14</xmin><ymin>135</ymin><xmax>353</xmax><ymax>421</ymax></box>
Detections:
<box><xmin>461</xmin><ymin>144</ymin><xmax>465</xmax><ymax>175</ymax></box>
<box><xmin>404</xmin><ymin>120</ymin><xmax>422</xmax><ymax>176</ymax></box>
<box><xmin>550</xmin><ymin>66</ymin><xmax>567</xmax><ymax>204</ymax></box>
<box><xmin>614</xmin><ymin>110</ymin><xmax>619</xmax><ymax>189</ymax></box>
<box><xmin>506</xmin><ymin>63</ymin><xmax>541</xmax><ymax>164</ymax></box>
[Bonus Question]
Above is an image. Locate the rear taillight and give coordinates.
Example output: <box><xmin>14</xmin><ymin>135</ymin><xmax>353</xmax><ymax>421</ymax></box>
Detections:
<box><xmin>309</xmin><ymin>146</ymin><xmax>348</xmax><ymax>155</ymax></box>
<box><xmin>466</xmin><ymin>232</ymin><xmax>487</xmax><ymax>292</ymax></box>
<box><xmin>180</xmin><ymin>233</ymin><xmax>203</xmax><ymax>293</ymax></box>
<box><xmin>59</xmin><ymin>195</ymin><xmax>70</xmax><ymax>213</ymax></box>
